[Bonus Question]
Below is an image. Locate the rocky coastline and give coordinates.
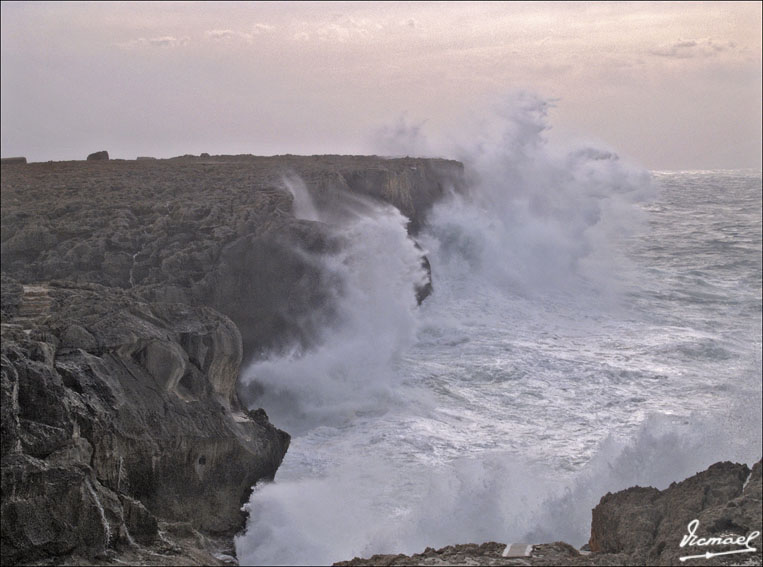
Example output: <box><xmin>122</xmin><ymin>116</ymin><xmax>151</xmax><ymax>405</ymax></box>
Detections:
<box><xmin>2</xmin><ymin>155</ymin><xmax>760</xmax><ymax>566</ymax></box>
<box><xmin>0</xmin><ymin>154</ymin><xmax>462</xmax><ymax>565</ymax></box>
<box><xmin>335</xmin><ymin>460</ymin><xmax>762</xmax><ymax>566</ymax></box>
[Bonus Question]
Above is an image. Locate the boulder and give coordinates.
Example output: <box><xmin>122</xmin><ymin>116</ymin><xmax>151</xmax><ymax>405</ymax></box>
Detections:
<box><xmin>87</xmin><ymin>150</ymin><xmax>109</xmax><ymax>161</ymax></box>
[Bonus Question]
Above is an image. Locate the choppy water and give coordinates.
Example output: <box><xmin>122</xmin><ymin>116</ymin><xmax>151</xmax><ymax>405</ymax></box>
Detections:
<box><xmin>235</xmin><ymin>104</ymin><xmax>762</xmax><ymax>565</ymax></box>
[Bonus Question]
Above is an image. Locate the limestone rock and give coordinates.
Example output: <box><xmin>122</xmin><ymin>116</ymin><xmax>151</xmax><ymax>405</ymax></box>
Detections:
<box><xmin>0</xmin><ymin>282</ymin><xmax>289</xmax><ymax>564</ymax></box>
<box><xmin>1</xmin><ymin>156</ymin><xmax>464</xmax><ymax>360</ymax></box>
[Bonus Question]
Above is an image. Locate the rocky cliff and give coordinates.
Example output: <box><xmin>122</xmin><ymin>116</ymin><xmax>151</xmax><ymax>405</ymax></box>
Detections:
<box><xmin>0</xmin><ymin>154</ymin><xmax>464</xmax><ymax>564</ymax></box>
<box><xmin>1</xmin><ymin>281</ymin><xmax>290</xmax><ymax>565</ymax></box>
<box><xmin>1</xmin><ymin>155</ymin><xmax>463</xmax><ymax>360</ymax></box>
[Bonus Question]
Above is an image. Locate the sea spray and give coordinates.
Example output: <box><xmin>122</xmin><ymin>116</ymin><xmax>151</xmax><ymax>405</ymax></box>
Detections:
<box><xmin>421</xmin><ymin>93</ymin><xmax>654</xmax><ymax>299</ymax></box>
<box><xmin>240</xmin><ymin>191</ymin><xmax>427</xmax><ymax>434</ymax></box>
<box><xmin>85</xmin><ymin>479</ymin><xmax>112</xmax><ymax>548</ymax></box>
<box><xmin>235</xmin><ymin>98</ymin><xmax>761</xmax><ymax>565</ymax></box>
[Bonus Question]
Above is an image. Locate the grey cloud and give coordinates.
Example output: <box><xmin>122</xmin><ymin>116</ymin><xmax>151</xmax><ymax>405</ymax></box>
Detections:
<box><xmin>649</xmin><ymin>38</ymin><xmax>736</xmax><ymax>59</ymax></box>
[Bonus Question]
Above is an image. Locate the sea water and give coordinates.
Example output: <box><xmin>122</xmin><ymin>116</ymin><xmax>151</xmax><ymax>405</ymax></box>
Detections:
<box><xmin>235</xmin><ymin>103</ymin><xmax>762</xmax><ymax>565</ymax></box>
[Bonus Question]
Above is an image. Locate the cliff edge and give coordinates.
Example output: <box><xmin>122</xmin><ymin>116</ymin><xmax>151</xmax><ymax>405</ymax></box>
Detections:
<box><xmin>0</xmin><ymin>154</ymin><xmax>464</xmax><ymax>564</ymax></box>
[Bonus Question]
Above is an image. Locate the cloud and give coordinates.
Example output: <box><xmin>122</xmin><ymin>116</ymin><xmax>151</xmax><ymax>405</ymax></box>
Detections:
<box><xmin>205</xmin><ymin>29</ymin><xmax>254</xmax><ymax>42</ymax></box>
<box><xmin>252</xmin><ymin>23</ymin><xmax>274</xmax><ymax>34</ymax></box>
<box><xmin>206</xmin><ymin>29</ymin><xmax>237</xmax><ymax>40</ymax></box>
<box><xmin>291</xmin><ymin>16</ymin><xmax>381</xmax><ymax>44</ymax></box>
<box><xmin>119</xmin><ymin>35</ymin><xmax>190</xmax><ymax>49</ymax></box>
<box><xmin>649</xmin><ymin>38</ymin><xmax>737</xmax><ymax>59</ymax></box>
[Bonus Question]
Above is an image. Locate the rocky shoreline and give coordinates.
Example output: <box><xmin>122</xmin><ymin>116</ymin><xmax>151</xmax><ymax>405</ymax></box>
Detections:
<box><xmin>335</xmin><ymin>460</ymin><xmax>762</xmax><ymax>566</ymax></box>
<box><xmin>2</xmin><ymin>155</ymin><xmax>760</xmax><ymax>566</ymax></box>
<box><xmin>1</xmin><ymin>154</ymin><xmax>462</xmax><ymax>565</ymax></box>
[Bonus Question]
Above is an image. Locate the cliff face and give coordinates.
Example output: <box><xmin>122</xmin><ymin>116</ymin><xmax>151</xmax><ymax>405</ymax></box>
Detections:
<box><xmin>1</xmin><ymin>281</ymin><xmax>289</xmax><ymax>564</ymax></box>
<box><xmin>0</xmin><ymin>155</ymin><xmax>464</xmax><ymax>564</ymax></box>
<box><xmin>589</xmin><ymin>459</ymin><xmax>762</xmax><ymax>565</ymax></box>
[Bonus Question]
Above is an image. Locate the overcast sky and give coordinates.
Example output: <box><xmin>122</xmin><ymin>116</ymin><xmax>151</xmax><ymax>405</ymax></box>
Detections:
<box><xmin>1</xmin><ymin>1</ymin><xmax>761</xmax><ymax>169</ymax></box>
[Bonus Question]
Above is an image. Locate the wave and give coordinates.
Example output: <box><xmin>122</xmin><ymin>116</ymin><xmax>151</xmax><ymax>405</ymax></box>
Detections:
<box><xmin>234</xmin><ymin>93</ymin><xmax>761</xmax><ymax>565</ymax></box>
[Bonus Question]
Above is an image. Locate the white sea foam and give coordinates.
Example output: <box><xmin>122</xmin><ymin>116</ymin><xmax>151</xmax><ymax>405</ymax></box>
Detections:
<box><xmin>235</xmin><ymin>95</ymin><xmax>762</xmax><ymax>565</ymax></box>
<box><xmin>239</xmin><ymin>195</ymin><xmax>427</xmax><ymax>434</ymax></box>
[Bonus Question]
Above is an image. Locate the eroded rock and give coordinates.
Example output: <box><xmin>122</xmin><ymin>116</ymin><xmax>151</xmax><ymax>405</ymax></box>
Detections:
<box><xmin>0</xmin><ymin>283</ymin><xmax>289</xmax><ymax>564</ymax></box>
<box><xmin>589</xmin><ymin>460</ymin><xmax>762</xmax><ymax>565</ymax></box>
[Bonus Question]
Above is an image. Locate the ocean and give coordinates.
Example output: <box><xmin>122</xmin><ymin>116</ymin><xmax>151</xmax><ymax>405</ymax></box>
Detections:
<box><xmin>233</xmin><ymin>110</ymin><xmax>762</xmax><ymax>565</ymax></box>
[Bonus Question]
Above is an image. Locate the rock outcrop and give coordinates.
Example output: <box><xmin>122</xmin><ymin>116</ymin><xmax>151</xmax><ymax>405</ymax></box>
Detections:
<box><xmin>335</xmin><ymin>459</ymin><xmax>762</xmax><ymax>567</ymax></box>
<box><xmin>87</xmin><ymin>150</ymin><xmax>109</xmax><ymax>161</ymax></box>
<box><xmin>0</xmin><ymin>157</ymin><xmax>26</xmax><ymax>165</ymax></box>
<box><xmin>334</xmin><ymin>542</ymin><xmax>592</xmax><ymax>566</ymax></box>
<box><xmin>1</xmin><ymin>280</ymin><xmax>289</xmax><ymax>564</ymax></box>
<box><xmin>589</xmin><ymin>460</ymin><xmax>762</xmax><ymax>565</ymax></box>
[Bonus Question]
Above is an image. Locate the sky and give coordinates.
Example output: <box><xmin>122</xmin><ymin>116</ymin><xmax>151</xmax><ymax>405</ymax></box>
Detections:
<box><xmin>1</xmin><ymin>1</ymin><xmax>761</xmax><ymax>170</ymax></box>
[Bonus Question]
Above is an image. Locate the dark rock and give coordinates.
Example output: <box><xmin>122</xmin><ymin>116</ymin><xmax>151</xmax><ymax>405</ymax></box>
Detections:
<box><xmin>1</xmin><ymin>157</ymin><xmax>27</xmax><ymax>165</ymax></box>
<box><xmin>1</xmin><ymin>283</ymin><xmax>289</xmax><ymax>564</ymax></box>
<box><xmin>589</xmin><ymin>460</ymin><xmax>762</xmax><ymax>565</ymax></box>
<box><xmin>0</xmin><ymin>274</ymin><xmax>23</xmax><ymax>318</ymax></box>
<box><xmin>248</xmin><ymin>408</ymin><xmax>270</xmax><ymax>425</ymax></box>
<box><xmin>589</xmin><ymin>486</ymin><xmax>662</xmax><ymax>554</ymax></box>
<box><xmin>87</xmin><ymin>150</ymin><xmax>109</xmax><ymax>161</ymax></box>
<box><xmin>205</xmin><ymin>220</ymin><xmax>341</xmax><ymax>359</ymax></box>
<box><xmin>119</xmin><ymin>494</ymin><xmax>159</xmax><ymax>544</ymax></box>
<box><xmin>413</xmin><ymin>242</ymin><xmax>433</xmax><ymax>304</ymax></box>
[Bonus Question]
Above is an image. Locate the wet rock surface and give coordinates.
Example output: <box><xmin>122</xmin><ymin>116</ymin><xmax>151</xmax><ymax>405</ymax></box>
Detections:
<box><xmin>335</xmin><ymin>460</ymin><xmax>762</xmax><ymax>567</ymax></box>
<box><xmin>1</xmin><ymin>155</ymin><xmax>463</xmax><ymax>565</ymax></box>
